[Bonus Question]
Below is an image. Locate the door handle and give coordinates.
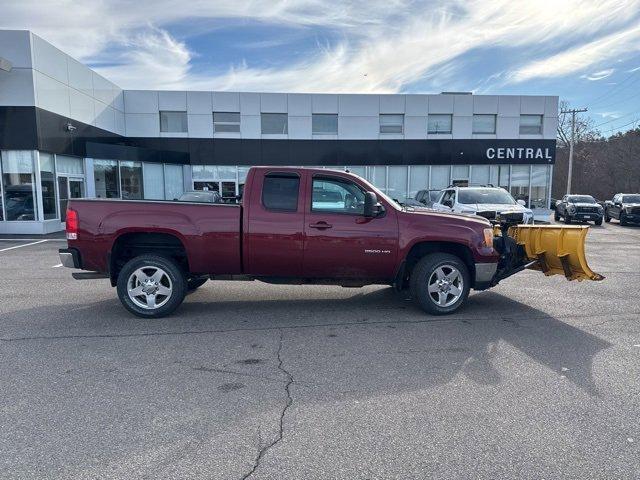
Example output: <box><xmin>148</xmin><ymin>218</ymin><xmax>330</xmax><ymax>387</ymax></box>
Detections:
<box><xmin>309</xmin><ymin>222</ymin><xmax>333</xmax><ymax>229</ymax></box>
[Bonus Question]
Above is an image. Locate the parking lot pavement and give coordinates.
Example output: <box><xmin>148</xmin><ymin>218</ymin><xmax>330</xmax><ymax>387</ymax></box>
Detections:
<box><xmin>1</xmin><ymin>223</ymin><xmax>639</xmax><ymax>479</ymax></box>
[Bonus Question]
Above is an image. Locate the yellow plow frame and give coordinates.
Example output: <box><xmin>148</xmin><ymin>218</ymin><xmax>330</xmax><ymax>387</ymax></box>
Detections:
<box><xmin>501</xmin><ymin>225</ymin><xmax>604</xmax><ymax>281</ymax></box>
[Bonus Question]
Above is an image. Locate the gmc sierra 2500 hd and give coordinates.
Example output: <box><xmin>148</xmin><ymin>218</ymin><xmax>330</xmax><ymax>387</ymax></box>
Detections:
<box><xmin>59</xmin><ymin>167</ymin><xmax>603</xmax><ymax>318</ymax></box>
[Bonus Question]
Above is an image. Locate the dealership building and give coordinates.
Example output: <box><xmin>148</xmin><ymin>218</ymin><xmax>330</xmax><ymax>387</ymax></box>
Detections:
<box><xmin>0</xmin><ymin>30</ymin><xmax>558</xmax><ymax>234</ymax></box>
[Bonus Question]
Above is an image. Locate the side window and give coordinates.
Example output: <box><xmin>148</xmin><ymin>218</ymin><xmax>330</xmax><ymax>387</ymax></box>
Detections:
<box><xmin>441</xmin><ymin>190</ymin><xmax>454</xmax><ymax>205</ymax></box>
<box><xmin>262</xmin><ymin>174</ymin><xmax>300</xmax><ymax>211</ymax></box>
<box><xmin>311</xmin><ymin>177</ymin><xmax>365</xmax><ymax>215</ymax></box>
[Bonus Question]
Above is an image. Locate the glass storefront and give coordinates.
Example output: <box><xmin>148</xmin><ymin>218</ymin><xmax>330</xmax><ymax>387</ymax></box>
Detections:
<box><xmin>0</xmin><ymin>153</ymin><xmax>553</xmax><ymax>233</ymax></box>
<box><xmin>1</xmin><ymin>151</ymin><xmax>37</xmax><ymax>221</ymax></box>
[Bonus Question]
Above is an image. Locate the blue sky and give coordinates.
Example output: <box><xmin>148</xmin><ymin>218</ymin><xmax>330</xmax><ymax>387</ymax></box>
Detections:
<box><xmin>3</xmin><ymin>0</ymin><xmax>640</xmax><ymax>136</ymax></box>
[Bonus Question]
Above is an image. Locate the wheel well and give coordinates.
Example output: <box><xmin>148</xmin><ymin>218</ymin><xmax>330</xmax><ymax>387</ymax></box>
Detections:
<box><xmin>110</xmin><ymin>232</ymin><xmax>188</xmax><ymax>286</ymax></box>
<box><xmin>401</xmin><ymin>241</ymin><xmax>475</xmax><ymax>289</ymax></box>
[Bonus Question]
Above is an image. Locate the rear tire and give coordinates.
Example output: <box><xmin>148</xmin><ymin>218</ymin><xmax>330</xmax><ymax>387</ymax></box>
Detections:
<box><xmin>605</xmin><ymin>213</ymin><xmax>611</xmax><ymax>223</ymax></box>
<box><xmin>410</xmin><ymin>253</ymin><xmax>470</xmax><ymax>315</ymax></box>
<box><xmin>116</xmin><ymin>254</ymin><xmax>187</xmax><ymax>318</ymax></box>
<box><xmin>594</xmin><ymin>218</ymin><xmax>603</xmax><ymax>226</ymax></box>
<box><xmin>554</xmin><ymin>211</ymin><xmax>560</xmax><ymax>221</ymax></box>
<box><xmin>564</xmin><ymin>215</ymin><xmax>572</xmax><ymax>224</ymax></box>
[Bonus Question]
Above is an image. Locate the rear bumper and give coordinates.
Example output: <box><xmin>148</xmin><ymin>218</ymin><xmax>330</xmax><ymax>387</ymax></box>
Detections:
<box><xmin>59</xmin><ymin>248</ymin><xmax>81</xmax><ymax>269</ymax></box>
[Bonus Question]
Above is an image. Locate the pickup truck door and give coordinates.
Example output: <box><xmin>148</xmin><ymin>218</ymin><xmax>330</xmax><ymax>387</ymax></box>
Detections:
<box><xmin>610</xmin><ymin>195</ymin><xmax>621</xmax><ymax>218</ymax></box>
<box><xmin>244</xmin><ymin>171</ymin><xmax>306</xmax><ymax>276</ymax></box>
<box><xmin>303</xmin><ymin>174</ymin><xmax>398</xmax><ymax>280</ymax></box>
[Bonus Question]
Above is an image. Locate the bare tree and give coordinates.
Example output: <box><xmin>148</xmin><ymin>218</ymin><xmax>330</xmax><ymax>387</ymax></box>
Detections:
<box><xmin>556</xmin><ymin>100</ymin><xmax>602</xmax><ymax>148</ymax></box>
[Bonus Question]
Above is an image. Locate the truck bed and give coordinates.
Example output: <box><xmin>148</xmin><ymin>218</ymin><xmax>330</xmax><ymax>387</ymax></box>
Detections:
<box><xmin>67</xmin><ymin>198</ymin><xmax>242</xmax><ymax>275</ymax></box>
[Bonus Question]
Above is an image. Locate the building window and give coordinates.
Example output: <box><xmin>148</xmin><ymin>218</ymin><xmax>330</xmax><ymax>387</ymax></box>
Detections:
<box><xmin>510</xmin><ymin>165</ymin><xmax>530</xmax><ymax>206</ymax></box>
<box><xmin>94</xmin><ymin>159</ymin><xmax>120</xmax><ymax>198</ymax></box>
<box><xmin>379</xmin><ymin>114</ymin><xmax>404</xmax><ymax>134</ymax></box>
<box><xmin>312</xmin><ymin>114</ymin><xmax>338</xmax><ymax>134</ymax></box>
<box><xmin>430</xmin><ymin>165</ymin><xmax>450</xmax><ymax>189</ymax></box>
<box><xmin>451</xmin><ymin>165</ymin><xmax>469</xmax><ymax>187</ymax></box>
<box><xmin>2</xmin><ymin>151</ymin><xmax>37</xmax><ymax>221</ymax></box>
<box><xmin>143</xmin><ymin>163</ymin><xmax>165</xmax><ymax>200</ymax></box>
<box><xmin>472</xmin><ymin>114</ymin><xmax>496</xmax><ymax>134</ymax></box>
<box><xmin>261</xmin><ymin>113</ymin><xmax>288</xmax><ymax>134</ymax></box>
<box><xmin>387</xmin><ymin>166</ymin><xmax>408</xmax><ymax>201</ymax></box>
<box><xmin>262</xmin><ymin>174</ymin><xmax>299</xmax><ymax>211</ymax></box>
<box><xmin>160</xmin><ymin>111</ymin><xmax>188</xmax><ymax>133</ymax></box>
<box><xmin>213</xmin><ymin>112</ymin><xmax>240</xmax><ymax>133</ymax></box>
<box><xmin>120</xmin><ymin>161</ymin><xmax>143</xmax><ymax>200</ymax></box>
<box><xmin>519</xmin><ymin>114</ymin><xmax>543</xmax><ymax>134</ymax></box>
<box><xmin>428</xmin><ymin>114</ymin><xmax>452</xmax><ymax>134</ymax></box>
<box><xmin>39</xmin><ymin>153</ymin><xmax>57</xmax><ymax>220</ymax></box>
<box><xmin>531</xmin><ymin>165</ymin><xmax>550</xmax><ymax>209</ymax></box>
<box><xmin>164</xmin><ymin>164</ymin><xmax>184</xmax><ymax>200</ymax></box>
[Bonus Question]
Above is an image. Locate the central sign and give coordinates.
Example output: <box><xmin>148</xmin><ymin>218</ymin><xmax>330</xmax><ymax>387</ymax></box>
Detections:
<box><xmin>486</xmin><ymin>147</ymin><xmax>554</xmax><ymax>161</ymax></box>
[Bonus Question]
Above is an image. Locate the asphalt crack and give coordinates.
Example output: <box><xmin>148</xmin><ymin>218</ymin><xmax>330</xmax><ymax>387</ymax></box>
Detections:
<box><xmin>241</xmin><ymin>330</ymin><xmax>294</xmax><ymax>480</ymax></box>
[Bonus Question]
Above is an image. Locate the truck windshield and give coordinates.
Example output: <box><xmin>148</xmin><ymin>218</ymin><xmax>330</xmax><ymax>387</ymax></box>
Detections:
<box><xmin>457</xmin><ymin>189</ymin><xmax>516</xmax><ymax>205</ymax></box>
<box><xmin>568</xmin><ymin>195</ymin><xmax>596</xmax><ymax>203</ymax></box>
<box><xmin>622</xmin><ymin>195</ymin><xmax>640</xmax><ymax>203</ymax></box>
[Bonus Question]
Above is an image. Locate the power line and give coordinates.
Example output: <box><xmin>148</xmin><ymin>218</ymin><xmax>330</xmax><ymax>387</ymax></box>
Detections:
<box><xmin>593</xmin><ymin>110</ymin><xmax>640</xmax><ymax>128</ymax></box>
<box><xmin>600</xmin><ymin>117</ymin><xmax>640</xmax><ymax>134</ymax></box>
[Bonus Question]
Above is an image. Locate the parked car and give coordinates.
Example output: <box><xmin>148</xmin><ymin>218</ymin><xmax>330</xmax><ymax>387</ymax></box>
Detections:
<box><xmin>59</xmin><ymin>167</ymin><xmax>602</xmax><ymax>319</ymax></box>
<box><xmin>432</xmin><ymin>186</ymin><xmax>534</xmax><ymax>224</ymax></box>
<box><xmin>605</xmin><ymin>193</ymin><xmax>640</xmax><ymax>225</ymax></box>
<box><xmin>178</xmin><ymin>190</ymin><xmax>223</xmax><ymax>204</ymax></box>
<box><xmin>415</xmin><ymin>189</ymin><xmax>442</xmax><ymax>207</ymax></box>
<box><xmin>554</xmin><ymin>194</ymin><xmax>603</xmax><ymax>225</ymax></box>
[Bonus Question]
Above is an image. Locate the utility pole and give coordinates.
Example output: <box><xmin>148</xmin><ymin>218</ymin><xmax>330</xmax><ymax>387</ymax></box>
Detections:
<box><xmin>560</xmin><ymin>107</ymin><xmax>588</xmax><ymax>194</ymax></box>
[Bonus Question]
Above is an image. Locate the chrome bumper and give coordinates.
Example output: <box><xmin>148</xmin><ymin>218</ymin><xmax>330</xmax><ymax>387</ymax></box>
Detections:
<box><xmin>475</xmin><ymin>262</ymin><xmax>498</xmax><ymax>283</ymax></box>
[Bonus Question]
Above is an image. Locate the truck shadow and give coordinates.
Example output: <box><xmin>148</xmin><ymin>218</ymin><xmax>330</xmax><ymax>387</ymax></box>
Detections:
<box><xmin>3</xmin><ymin>287</ymin><xmax>612</xmax><ymax>397</ymax></box>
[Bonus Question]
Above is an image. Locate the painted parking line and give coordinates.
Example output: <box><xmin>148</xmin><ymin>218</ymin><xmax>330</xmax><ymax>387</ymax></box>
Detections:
<box><xmin>0</xmin><ymin>240</ymin><xmax>48</xmax><ymax>252</ymax></box>
<box><xmin>52</xmin><ymin>263</ymin><xmax>63</xmax><ymax>268</ymax></box>
<box><xmin>0</xmin><ymin>238</ymin><xmax>66</xmax><ymax>242</ymax></box>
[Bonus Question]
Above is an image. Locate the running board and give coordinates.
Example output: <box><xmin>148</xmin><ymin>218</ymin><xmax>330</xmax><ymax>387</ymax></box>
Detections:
<box><xmin>72</xmin><ymin>272</ymin><xmax>109</xmax><ymax>280</ymax></box>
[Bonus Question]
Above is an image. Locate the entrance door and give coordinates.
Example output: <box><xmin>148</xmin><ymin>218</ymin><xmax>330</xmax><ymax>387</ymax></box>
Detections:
<box><xmin>58</xmin><ymin>177</ymin><xmax>85</xmax><ymax>222</ymax></box>
<box><xmin>58</xmin><ymin>177</ymin><xmax>69</xmax><ymax>222</ymax></box>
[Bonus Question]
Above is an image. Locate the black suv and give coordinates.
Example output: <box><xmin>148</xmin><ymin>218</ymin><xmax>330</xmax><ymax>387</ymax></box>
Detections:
<box><xmin>554</xmin><ymin>194</ymin><xmax>604</xmax><ymax>225</ymax></box>
<box><xmin>605</xmin><ymin>193</ymin><xmax>640</xmax><ymax>225</ymax></box>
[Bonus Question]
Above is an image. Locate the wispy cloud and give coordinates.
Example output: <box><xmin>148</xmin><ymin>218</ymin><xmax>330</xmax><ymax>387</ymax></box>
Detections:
<box><xmin>581</xmin><ymin>69</ymin><xmax>615</xmax><ymax>81</ymax></box>
<box><xmin>2</xmin><ymin>0</ymin><xmax>640</xmax><ymax>92</ymax></box>
<box><xmin>509</xmin><ymin>23</ymin><xmax>640</xmax><ymax>83</ymax></box>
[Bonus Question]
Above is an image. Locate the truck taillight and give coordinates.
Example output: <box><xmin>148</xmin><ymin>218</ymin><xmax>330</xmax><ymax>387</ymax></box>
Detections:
<box><xmin>66</xmin><ymin>208</ymin><xmax>78</xmax><ymax>240</ymax></box>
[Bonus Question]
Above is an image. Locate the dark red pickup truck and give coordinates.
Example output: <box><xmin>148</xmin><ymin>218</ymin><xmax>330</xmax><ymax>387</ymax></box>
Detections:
<box><xmin>60</xmin><ymin>167</ymin><xmax>597</xmax><ymax>318</ymax></box>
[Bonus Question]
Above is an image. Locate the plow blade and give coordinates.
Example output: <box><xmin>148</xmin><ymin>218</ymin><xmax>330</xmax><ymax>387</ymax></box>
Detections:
<box><xmin>507</xmin><ymin>225</ymin><xmax>604</xmax><ymax>281</ymax></box>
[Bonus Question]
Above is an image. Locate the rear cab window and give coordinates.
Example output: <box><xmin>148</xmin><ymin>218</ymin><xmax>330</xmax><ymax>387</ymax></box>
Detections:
<box><xmin>262</xmin><ymin>173</ymin><xmax>300</xmax><ymax>211</ymax></box>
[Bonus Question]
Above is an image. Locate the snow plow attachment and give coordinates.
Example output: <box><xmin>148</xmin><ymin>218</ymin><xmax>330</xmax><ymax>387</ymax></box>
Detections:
<box><xmin>507</xmin><ymin>225</ymin><xmax>604</xmax><ymax>281</ymax></box>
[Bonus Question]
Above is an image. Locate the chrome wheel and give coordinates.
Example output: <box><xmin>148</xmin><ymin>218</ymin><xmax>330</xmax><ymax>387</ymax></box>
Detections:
<box><xmin>127</xmin><ymin>266</ymin><xmax>173</xmax><ymax>310</ymax></box>
<box><xmin>427</xmin><ymin>265</ymin><xmax>464</xmax><ymax>307</ymax></box>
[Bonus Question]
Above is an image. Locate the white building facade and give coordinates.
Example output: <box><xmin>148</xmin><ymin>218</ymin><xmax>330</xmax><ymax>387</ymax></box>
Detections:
<box><xmin>0</xmin><ymin>30</ymin><xmax>558</xmax><ymax>234</ymax></box>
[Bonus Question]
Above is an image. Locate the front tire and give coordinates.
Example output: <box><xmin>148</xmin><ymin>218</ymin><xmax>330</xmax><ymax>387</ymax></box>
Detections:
<box><xmin>620</xmin><ymin>213</ymin><xmax>628</xmax><ymax>226</ymax></box>
<box><xmin>410</xmin><ymin>253</ymin><xmax>470</xmax><ymax>315</ymax></box>
<box><xmin>605</xmin><ymin>213</ymin><xmax>611</xmax><ymax>223</ymax></box>
<box><xmin>116</xmin><ymin>254</ymin><xmax>187</xmax><ymax>318</ymax></box>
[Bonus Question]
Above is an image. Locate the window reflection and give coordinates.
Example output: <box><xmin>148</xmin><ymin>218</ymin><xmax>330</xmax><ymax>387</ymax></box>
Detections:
<box><xmin>2</xmin><ymin>151</ymin><xmax>37</xmax><ymax>221</ymax></box>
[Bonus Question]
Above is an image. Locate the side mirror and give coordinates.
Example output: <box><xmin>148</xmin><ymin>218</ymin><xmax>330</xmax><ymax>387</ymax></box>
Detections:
<box><xmin>517</xmin><ymin>199</ymin><xmax>526</xmax><ymax>206</ymax></box>
<box><xmin>363</xmin><ymin>191</ymin><xmax>378</xmax><ymax>218</ymax></box>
